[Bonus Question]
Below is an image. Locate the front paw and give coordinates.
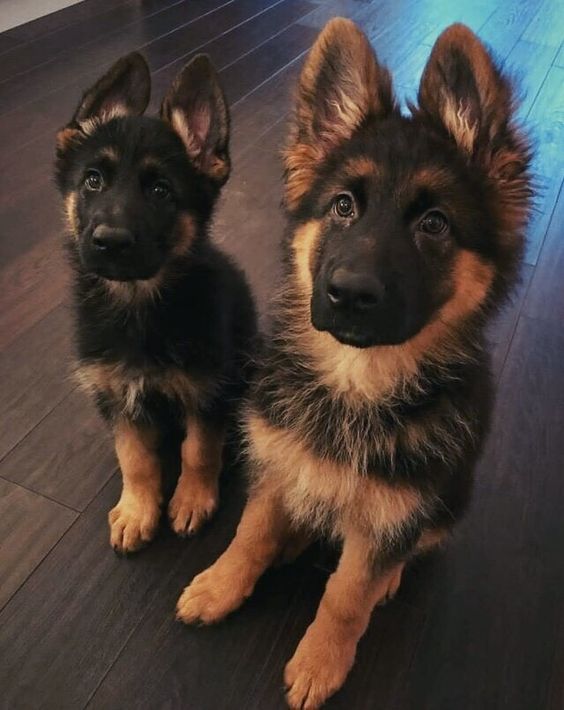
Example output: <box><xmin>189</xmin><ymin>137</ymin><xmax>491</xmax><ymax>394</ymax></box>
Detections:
<box><xmin>284</xmin><ymin>629</ymin><xmax>355</xmax><ymax>709</ymax></box>
<box><xmin>176</xmin><ymin>562</ymin><xmax>251</xmax><ymax>625</ymax></box>
<box><xmin>168</xmin><ymin>480</ymin><xmax>218</xmax><ymax>537</ymax></box>
<box><xmin>109</xmin><ymin>494</ymin><xmax>160</xmax><ymax>554</ymax></box>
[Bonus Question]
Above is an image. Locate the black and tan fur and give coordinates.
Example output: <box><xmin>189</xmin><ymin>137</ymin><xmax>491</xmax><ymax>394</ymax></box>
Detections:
<box><xmin>175</xmin><ymin>20</ymin><xmax>532</xmax><ymax>708</ymax></box>
<box><xmin>55</xmin><ymin>53</ymin><xmax>256</xmax><ymax>553</ymax></box>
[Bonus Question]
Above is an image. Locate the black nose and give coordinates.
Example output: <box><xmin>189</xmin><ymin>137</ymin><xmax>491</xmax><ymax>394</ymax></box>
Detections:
<box><xmin>92</xmin><ymin>225</ymin><xmax>135</xmax><ymax>253</ymax></box>
<box><xmin>327</xmin><ymin>268</ymin><xmax>385</xmax><ymax>311</ymax></box>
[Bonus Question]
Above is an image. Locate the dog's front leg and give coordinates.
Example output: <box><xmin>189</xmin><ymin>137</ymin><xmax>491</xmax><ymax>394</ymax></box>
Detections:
<box><xmin>176</xmin><ymin>483</ymin><xmax>292</xmax><ymax>624</ymax></box>
<box><xmin>284</xmin><ymin>529</ymin><xmax>406</xmax><ymax>710</ymax></box>
<box><xmin>109</xmin><ymin>421</ymin><xmax>162</xmax><ymax>553</ymax></box>
<box><xmin>168</xmin><ymin>417</ymin><xmax>224</xmax><ymax>537</ymax></box>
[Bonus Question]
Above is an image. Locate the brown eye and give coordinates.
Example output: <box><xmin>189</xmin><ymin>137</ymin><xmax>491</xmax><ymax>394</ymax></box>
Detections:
<box><xmin>333</xmin><ymin>192</ymin><xmax>355</xmax><ymax>219</ymax></box>
<box><xmin>419</xmin><ymin>210</ymin><xmax>448</xmax><ymax>235</ymax></box>
<box><xmin>84</xmin><ymin>169</ymin><xmax>103</xmax><ymax>191</ymax></box>
<box><xmin>151</xmin><ymin>179</ymin><xmax>171</xmax><ymax>200</ymax></box>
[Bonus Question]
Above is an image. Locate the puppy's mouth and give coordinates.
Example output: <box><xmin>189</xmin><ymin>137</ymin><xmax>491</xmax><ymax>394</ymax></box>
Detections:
<box><xmin>317</xmin><ymin>324</ymin><xmax>412</xmax><ymax>349</ymax></box>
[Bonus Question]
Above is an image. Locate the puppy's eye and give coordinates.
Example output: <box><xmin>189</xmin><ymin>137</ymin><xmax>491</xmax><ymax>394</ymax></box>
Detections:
<box><xmin>332</xmin><ymin>192</ymin><xmax>355</xmax><ymax>219</ymax></box>
<box><xmin>418</xmin><ymin>210</ymin><xmax>448</xmax><ymax>235</ymax></box>
<box><xmin>84</xmin><ymin>169</ymin><xmax>104</xmax><ymax>191</ymax></box>
<box><xmin>151</xmin><ymin>180</ymin><xmax>171</xmax><ymax>200</ymax></box>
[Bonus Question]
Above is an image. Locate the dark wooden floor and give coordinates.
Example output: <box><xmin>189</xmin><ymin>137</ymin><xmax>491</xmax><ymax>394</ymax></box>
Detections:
<box><xmin>0</xmin><ymin>0</ymin><xmax>562</xmax><ymax>707</ymax></box>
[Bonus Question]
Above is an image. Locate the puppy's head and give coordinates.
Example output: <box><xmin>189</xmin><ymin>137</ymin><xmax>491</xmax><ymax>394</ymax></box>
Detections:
<box><xmin>55</xmin><ymin>53</ymin><xmax>229</xmax><ymax>283</ymax></box>
<box><xmin>285</xmin><ymin>19</ymin><xmax>531</xmax><ymax>349</ymax></box>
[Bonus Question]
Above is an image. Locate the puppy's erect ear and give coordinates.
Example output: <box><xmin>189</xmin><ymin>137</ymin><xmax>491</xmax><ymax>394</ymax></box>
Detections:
<box><xmin>285</xmin><ymin>18</ymin><xmax>396</xmax><ymax>209</ymax></box>
<box><xmin>72</xmin><ymin>52</ymin><xmax>151</xmax><ymax>124</ymax></box>
<box><xmin>418</xmin><ymin>24</ymin><xmax>515</xmax><ymax>155</ymax></box>
<box><xmin>161</xmin><ymin>54</ymin><xmax>230</xmax><ymax>186</ymax></box>
<box><xmin>418</xmin><ymin>24</ymin><xmax>532</xmax><ymax>232</ymax></box>
<box><xmin>56</xmin><ymin>53</ymin><xmax>150</xmax><ymax>155</ymax></box>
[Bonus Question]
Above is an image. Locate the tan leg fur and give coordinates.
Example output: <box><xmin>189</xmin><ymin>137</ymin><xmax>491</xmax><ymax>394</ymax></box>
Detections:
<box><xmin>168</xmin><ymin>418</ymin><xmax>224</xmax><ymax>536</ymax></box>
<box><xmin>176</xmin><ymin>482</ymin><xmax>292</xmax><ymax>624</ymax></box>
<box><xmin>285</xmin><ymin>530</ymin><xmax>405</xmax><ymax>709</ymax></box>
<box><xmin>109</xmin><ymin>422</ymin><xmax>162</xmax><ymax>553</ymax></box>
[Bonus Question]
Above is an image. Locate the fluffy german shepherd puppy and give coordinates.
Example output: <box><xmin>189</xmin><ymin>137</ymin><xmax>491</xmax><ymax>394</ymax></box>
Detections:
<box><xmin>55</xmin><ymin>53</ymin><xmax>256</xmax><ymax>553</ymax></box>
<box><xmin>176</xmin><ymin>19</ymin><xmax>532</xmax><ymax>708</ymax></box>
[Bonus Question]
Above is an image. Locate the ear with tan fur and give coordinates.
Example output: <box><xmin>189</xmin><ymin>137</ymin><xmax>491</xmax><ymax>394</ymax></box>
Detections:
<box><xmin>418</xmin><ymin>24</ymin><xmax>532</xmax><ymax>229</ymax></box>
<box><xmin>161</xmin><ymin>54</ymin><xmax>230</xmax><ymax>186</ymax></box>
<box><xmin>72</xmin><ymin>52</ymin><xmax>151</xmax><ymax>124</ymax></box>
<box><xmin>418</xmin><ymin>24</ymin><xmax>518</xmax><ymax>155</ymax></box>
<box><xmin>56</xmin><ymin>53</ymin><xmax>151</xmax><ymax>153</ymax></box>
<box><xmin>285</xmin><ymin>17</ymin><xmax>396</xmax><ymax>209</ymax></box>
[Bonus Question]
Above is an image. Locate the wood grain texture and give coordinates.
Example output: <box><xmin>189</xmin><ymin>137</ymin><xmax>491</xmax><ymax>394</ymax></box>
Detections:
<box><xmin>0</xmin><ymin>389</ymin><xmax>115</xmax><ymax>511</ymax></box>
<box><xmin>0</xmin><ymin>478</ymin><xmax>76</xmax><ymax>611</ymax></box>
<box><xmin>523</xmin><ymin>186</ymin><xmax>564</xmax><ymax>323</ymax></box>
<box><xmin>0</xmin><ymin>304</ymin><xmax>74</xmax><ymax>459</ymax></box>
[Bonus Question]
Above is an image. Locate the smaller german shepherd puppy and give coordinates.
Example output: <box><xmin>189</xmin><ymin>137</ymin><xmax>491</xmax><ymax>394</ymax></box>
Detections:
<box><xmin>55</xmin><ymin>53</ymin><xmax>256</xmax><ymax>553</ymax></box>
<box><xmin>176</xmin><ymin>20</ymin><xmax>532</xmax><ymax>708</ymax></box>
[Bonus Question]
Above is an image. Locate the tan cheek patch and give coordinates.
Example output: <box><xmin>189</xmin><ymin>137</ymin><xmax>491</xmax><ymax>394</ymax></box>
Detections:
<box><xmin>291</xmin><ymin>220</ymin><xmax>324</xmax><ymax>297</ymax></box>
<box><xmin>172</xmin><ymin>213</ymin><xmax>198</xmax><ymax>257</ymax></box>
<box><xmin>402</xmin><ymin>248</ymin><xmax>494</xmax><ymax>361</ymax></box>
<box><xmin>64</xmin><ymin>193</ymin><xmax>79</xmax><ymax>235</ymax></box>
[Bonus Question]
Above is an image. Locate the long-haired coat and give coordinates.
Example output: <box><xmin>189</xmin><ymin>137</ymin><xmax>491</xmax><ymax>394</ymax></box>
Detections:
<box><xmin>55</xmin><ymin>54</ymin><xmax>256</xmax><ymax>553</ymax></box>
<box><xmin>175</xmin><ymin>20</ymin><xmax>532</xmax><ymax>708</ymax></box>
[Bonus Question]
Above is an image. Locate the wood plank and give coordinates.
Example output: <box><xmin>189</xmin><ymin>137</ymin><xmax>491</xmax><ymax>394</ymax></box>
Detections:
<box><xmin>87</xmin><ymin>516</ymin><xmax>311</xmax><ymax>710</ymax></box>
<box><xmin>477</xmin><ymin>0</ymin><xmax>543</xmax><ymax>59</ymax></box>
<box><xmin>0</xmin><ymin>304</ymin><xmax>74</xmax><ymax>460</ymax></box>
<box><xmin>0</xmin><ymin>0</ymin><xmax>187</xmax><ymax>84</ymax></box>
<box><xmin>0</xmin><ymin>230</ymin><xmax>68</xmax><ymax>349</ymax></box>
<box><xmin>0</xmin><ymin>0</ymin><xmax>271</xmax><ymax>119</ymax></box>
<box><xmin>522</xmin><ymin>184</ymin><xmax>564</xmax><ymax>323</ymax></box>
<box><xmin>554</xmin><ymin>41</ymin><xmax>564</xmax><ymax>68</ymax></box>
<box><xmin>522</xmin><ymin>67</ymin><xmax>564</xmax><ymax>264</ymax></box>
<box><xmin>0</xmin><ymin>478</ymin><xmax>76</xmax><ymax>611</ymax></box>
<box><xmin>0</xmin><ymin>475</ymin><xmax>195</xmax><ymax>709</ymax></box>
<box><xmin>0</xmin><ymin>389</ymin><xmax>115</xmax><ymax>511</ymax></box>
<box><xmin>400</xmin><ymin>315</ymin><xmax>564</xmax><ymax>710</ymax></box>
<box><xmin>506</xmin><ymin>40</ymin><xmax>560</xmax><ymax>119</ymax></box>
<box><xmin>487</xmin><ymin>263</ymin><xmax>533</xmax><ymax>379</ymax></box>
<box><xmin>0</xmin><ymin>32</ymin><xmax>22</xmax><ymax>54</ymax></box>
<box><xmin>1</xmin><ymin>0</ymin><xmax>134</xmax><ymax>44</ymax></box>
<box><xmin>521</xmin><ymin>0</ymin><xmax>564</xmax><ymax>47</ymax></box>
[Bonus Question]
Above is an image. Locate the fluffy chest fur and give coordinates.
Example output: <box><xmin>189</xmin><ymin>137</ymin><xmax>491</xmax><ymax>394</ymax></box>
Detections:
<box><xmin>75</xmin><ymin>360</ymin><xmax>216</xmax><ymax>419</ymax></box>
<box><xmin>251</xmin><ymin>329</ymin><xmax>490</xmax><ymax>487</ymax></box>
<box><xmin>245</xmin><ymin>408</ymin><xmax>428</xmax><ymax>541</ymax></box>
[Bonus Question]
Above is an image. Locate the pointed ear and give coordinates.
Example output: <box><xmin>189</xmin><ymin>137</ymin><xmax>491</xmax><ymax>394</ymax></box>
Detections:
<box><xmin>418</xmin><ymin>24</ymin><xmax>515</xmax><ymax>155</ymax></box>
<box><xmin>72</xmin><ymin>52</ymin><xmax>151</xmax><ymax>124</ymax></box>
<box><xmin>418</xmin><ymin>24</ymin><xmax>532</xmax><ymax>236</ymax></box>
<box><xmin>285</xmin><ymin>17</ymin><xmax>396</xmax><ymax>209</ymax></box>
<box><xmin>161</xmin><ymin>54</ymin><xmax>230</xmax><ymax>186</ymax></box>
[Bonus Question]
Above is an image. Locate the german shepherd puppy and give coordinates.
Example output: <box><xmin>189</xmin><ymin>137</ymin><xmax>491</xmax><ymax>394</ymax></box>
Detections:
<box><xmin>55</xmin><ymin>53</ymin><xmax>256</xmax><ymax>553</ymax></box>
<box><xmin>175</xmin><ymin>19</ymin><xmax>532</xmax><ymax>707</ymax></box>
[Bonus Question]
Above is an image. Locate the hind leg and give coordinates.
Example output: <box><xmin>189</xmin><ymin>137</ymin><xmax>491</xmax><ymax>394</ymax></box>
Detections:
<box><xmin>176</xmin><ymin>482</ymin><xmax>292</xmax><ymax>624</ymax></box>
<box><xmin>109</xmin><ymin>421</ymin><xmax>162</xmax><ymax>554</ymax></box>
<box><xmin>168</xmin><ymin>417</ymin><xmax>224</xmax><ymax>537</ymax></box>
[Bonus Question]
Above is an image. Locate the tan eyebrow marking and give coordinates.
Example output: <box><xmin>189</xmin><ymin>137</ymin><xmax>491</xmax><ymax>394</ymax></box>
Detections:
<box><xmin>97</xmin><ymin>146</ymin><xmax>120</xmax><ymax>162</ymax></box>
